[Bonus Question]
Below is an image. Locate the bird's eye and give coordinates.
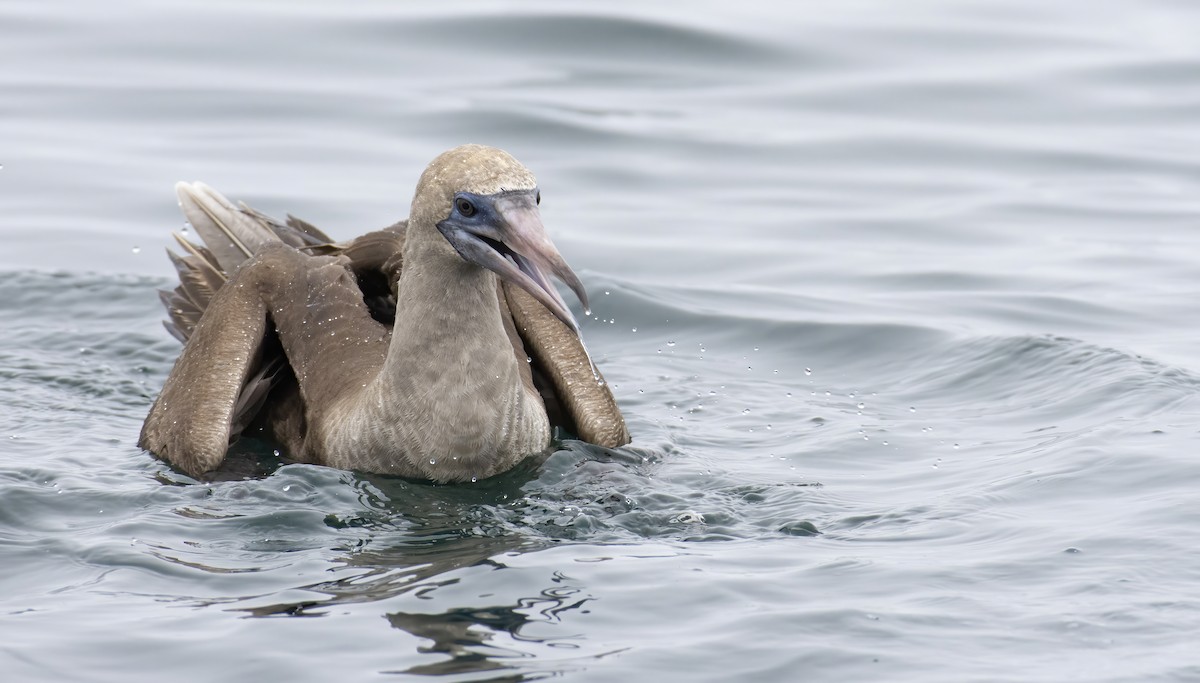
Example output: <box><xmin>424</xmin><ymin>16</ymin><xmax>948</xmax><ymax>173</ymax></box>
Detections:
<box><xmin>536</xmin><ymin>191</ymin><xmax>541</xmax><ymax>205</ymax></box>
<box><xmin>455</xmin><ymin>198</ymin><xmax>476</xmax><ymax>217</ymax></box>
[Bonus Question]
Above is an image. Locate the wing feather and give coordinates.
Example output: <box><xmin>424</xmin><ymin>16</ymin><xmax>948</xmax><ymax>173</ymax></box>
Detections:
<box><xmin>502</xmin><ymin>282</ymin><xmax>630</xmax><ymax>448</ymax></box>
<box><xmin>140</xmin><ymin>262</ymin><xmax>271</xmax><ymax>477</ymax></box>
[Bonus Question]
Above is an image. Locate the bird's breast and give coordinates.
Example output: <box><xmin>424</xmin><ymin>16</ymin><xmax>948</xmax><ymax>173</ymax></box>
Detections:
<box><xmin>318</xmin><ymin>370</ymin><xmax>550</xmax><ymax>482</ymax></box>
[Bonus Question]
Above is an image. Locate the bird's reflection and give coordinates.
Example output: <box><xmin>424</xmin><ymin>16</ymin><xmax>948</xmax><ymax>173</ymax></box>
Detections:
<box><xmin>238</xmin><ymin>524</ymin><xmax>540</xmax><ymax>612</ymax></box>
<box><xmin>225</xmin><ymin>458</ymin><xmax>617</xmax><ymax>678</ymax></box>
<box><xmin>385</xmin><ymin>578</ymin><xmax>592</xmax><ymax>678</ymax></box>
<box><xmin>239</xmin><ymin>530</ymin><xmax>596</xmax><ymax>679</ymax></box>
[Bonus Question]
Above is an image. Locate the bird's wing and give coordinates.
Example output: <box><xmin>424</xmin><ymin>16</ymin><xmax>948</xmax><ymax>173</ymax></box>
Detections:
<box><xmin>502</xmin><ymin>282</ymin><xmax>630</xmax><ymax>448</ymax></box>
<box><xmin>154</xmin><ymin>183</ymin><xmax>300</xmax><ymax>453</ymax></box>
<box><xmin>139</xmin><ymin>257</ymin><xmax>272</xmax><ymax>476</ymax></box>
<box><xmin>145</xmin><ymin>183</ymin><xmax>404</xmax><ymax>476</ymax></box>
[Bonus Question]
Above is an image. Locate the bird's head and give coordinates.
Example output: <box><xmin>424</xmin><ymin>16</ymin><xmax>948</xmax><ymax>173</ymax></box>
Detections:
<box><xmin>412</xmin><ymin>144</ymin><xmax>588</xmax><ymax>334</ymax></box>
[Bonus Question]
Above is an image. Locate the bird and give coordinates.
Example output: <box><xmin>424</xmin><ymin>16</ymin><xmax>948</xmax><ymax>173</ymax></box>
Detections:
<box><xmin>139</xmin><ymin>144</ymin><xmax>629</xmax><ymax>482</ymax></box>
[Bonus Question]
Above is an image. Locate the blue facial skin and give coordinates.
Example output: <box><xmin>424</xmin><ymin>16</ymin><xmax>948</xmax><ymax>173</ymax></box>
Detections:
<box><xmin>436</xmin><ymin>188</ymin><xmax>540</xmax><ymax>259</ymax></box>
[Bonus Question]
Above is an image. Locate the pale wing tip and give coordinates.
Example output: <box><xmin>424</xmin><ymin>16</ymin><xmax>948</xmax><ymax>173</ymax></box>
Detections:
<box><xmin>175</xmin><ymin>180</ymin><xmax>226</xmax><ymax>204</ymax></box>
<box><xmin>174</xmin><ymin>180</ymin><xmax>200</xmax><ymax>203</ymax></box>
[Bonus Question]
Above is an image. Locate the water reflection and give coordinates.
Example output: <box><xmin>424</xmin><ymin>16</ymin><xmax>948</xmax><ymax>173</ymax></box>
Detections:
<box><xmin>237</xmin><ymin>529</ymin><xmax>613</xmax><ymax>679</ymax></box>
<box><xmin>240</xmin><ymin>523</ymin><xmax>547</xmax><ymax>616</ymax></box>
<box><xmin>385</xmin><ymin>576</ymin><xmax>593</xmax><ymax>678</ymax></box>
<box><xmin>208</xmin><ymin>447</ymin><xmax>660</xmax><ymax>677</ymax></box>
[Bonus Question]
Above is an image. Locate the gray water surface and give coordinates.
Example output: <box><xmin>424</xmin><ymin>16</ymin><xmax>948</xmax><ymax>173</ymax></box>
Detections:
<box><xmin>3</xmin><ymin>1</ymin><xmax>1200</xmax><ymax>681</ymax></box>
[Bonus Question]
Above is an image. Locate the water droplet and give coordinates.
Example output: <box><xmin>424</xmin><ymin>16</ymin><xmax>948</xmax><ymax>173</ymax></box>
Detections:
<box><xmin>471</xmin><ymin>476</ymin><xmax>478</xmax><ymax>483</ymax></box>
<box><xmin>667</xmin><ymin>341</ymin><xmax>676</xmax><ymax>347</ymax></box>
<box><xmin>785</xmin><ymin>392</ymin><xmax>792</xmax><ymax>398</ymax></box>
<box><xmin>631</xmin><ymin>327</ymin><xmax>637</xmax><ymax>332</ymax></box>
<box><xmin>131</xmin><ymin>246</ymin><xmax>141</xmax><ymax>254</ymax></box>
<box><xmin>766</xmin><ymin>424</ymin><xmax>772</xmax><ymax>430</ymax></box>
<box><xmin>953</xmin><ymin>443</ymin><xmax>960</xmax><ymax>449</ymax></box>
<box><xmin>882</xmin><ymin>440</ymin><xmax>889</xmax><ymax>446</ymax></box>
<box><xmin>429</xmin><ymin>458</ymin><xmax>437</xmax><ymax>465</ymax></box>
<box><xmin>909</xmin><ymin>406</ymin><xmax>916</xmax><ymax>413</ymax></box>
<box><xmin>857</xmin><ymin>403</ymin><xmax>865</xmax><ymax>410</ymax></box>
<box><xmin>272</xmin><ymin>449</ymin><xmax>281</xmax><ymax>457</ymax></box>
<box><xmin>742</xmin><ymin>408</ymin><xmax>750</xmax><ymax>414</ymax></box>
<box><xmin>604</xmin><ymin>290</ymin><xmax>610</xmax><ymax>295</ymax></box>
<box><xmin>282</xmin><ymin>485</ymin><xmax>291</xmax><ymax>492</ymax></box>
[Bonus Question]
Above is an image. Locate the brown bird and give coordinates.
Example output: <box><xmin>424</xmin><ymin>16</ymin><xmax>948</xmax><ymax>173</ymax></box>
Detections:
<box><xmin>139</xmin><ymin>145</ymin><xmax>629</xmax><ymax>482</ymax></box>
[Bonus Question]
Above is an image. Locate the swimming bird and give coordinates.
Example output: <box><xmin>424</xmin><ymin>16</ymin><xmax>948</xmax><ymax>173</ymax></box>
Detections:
<box><xmin>139</xmin><ymin>144</ymin><xmax>629</xmax><ymax>482</ymax></box>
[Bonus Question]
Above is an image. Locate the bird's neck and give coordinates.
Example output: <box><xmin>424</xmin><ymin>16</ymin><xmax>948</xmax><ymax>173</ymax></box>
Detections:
<box><xmin>386</xmin><ymin>235</ymin><xmax>514</xmax><ymax>374</ymax></box>
<box><xmin>338</xmin><ymin>232</ymin><xmax>547</xmax><ymax>480</ymax></box>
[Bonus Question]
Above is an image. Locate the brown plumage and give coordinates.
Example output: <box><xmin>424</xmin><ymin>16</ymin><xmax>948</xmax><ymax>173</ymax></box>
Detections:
<box><xmin>140</xmin><ymin>145</ymin><xmax>629</xmax><ymax>481</ymax></box>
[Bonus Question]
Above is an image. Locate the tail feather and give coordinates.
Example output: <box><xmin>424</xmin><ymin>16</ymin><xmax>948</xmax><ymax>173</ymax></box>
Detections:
<box><xmin>230</xmin><ymin>356</ymin><xmax>286</xmax><ymax>437</ymax></box>
<box><xmin>175</xmin><ymin>182</ymin><xmax>284</xmax><ymax>274</ymax></box>
<box><xmin>170</xmin><ymin>231</ymin><xmax>224</xmax><ymax>276</ymax></box>
<box><xmin>237</xmin><ymin>204</ymin><xmax>335</xmax><ymax>248</ymax></box>
<box><xmin>163</xmin><ymin>246</ymin><xmax>219</xmax><ymax>340</ymax></box>
<box><xmin>285</xmin><ymin>214</ymin><xmax>334</xmax><ymax>245</ymax></box>
<box><xmin>157</xmin><ymin>289</ymin><xmax>189</xmax><ymax>343</ymax></box>
<box><xmin>161</xmin><ymin>182</ymin><xmax>326</xmax><ymax>342</ymax></box>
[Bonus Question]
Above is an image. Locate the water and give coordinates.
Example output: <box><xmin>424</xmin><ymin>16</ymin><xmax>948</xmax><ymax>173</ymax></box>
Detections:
<box><xmin>3</xmin><ymin>0</ymin><xmax>1200</xmax><ymax>680</ymax></box>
